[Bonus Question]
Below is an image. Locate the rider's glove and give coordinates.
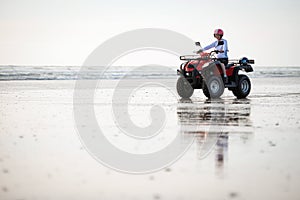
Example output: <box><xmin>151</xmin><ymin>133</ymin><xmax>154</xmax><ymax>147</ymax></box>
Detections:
<box><xmin>196</xmin><ymin>49</ymin><xmax>203</xmax><ymax>54</ymax></box>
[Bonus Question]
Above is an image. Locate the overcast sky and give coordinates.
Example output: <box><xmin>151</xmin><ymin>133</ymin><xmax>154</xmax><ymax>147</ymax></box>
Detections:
<box><xmin>0</xmin><ymin>0</ymin><xmax>299</xmax><ymax>66</ymax></box>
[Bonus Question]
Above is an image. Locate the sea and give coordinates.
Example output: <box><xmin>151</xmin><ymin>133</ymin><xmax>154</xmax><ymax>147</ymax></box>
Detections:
<box><xmin>0</xmin><ymin>66</ymin><xmax>299</xmax><ymax>81</ymax></box>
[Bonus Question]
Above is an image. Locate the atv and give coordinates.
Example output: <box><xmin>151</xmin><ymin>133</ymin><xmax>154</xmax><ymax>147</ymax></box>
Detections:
<box><xmin>176</xmin><ymin>42</ymin><xmax>255</xmax><ymax>99</ymax></box>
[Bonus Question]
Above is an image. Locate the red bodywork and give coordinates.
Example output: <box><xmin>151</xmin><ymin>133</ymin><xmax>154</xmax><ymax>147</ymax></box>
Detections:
<box><xmin>184</xmin><ymin>52</ymin><xmax>235</xmax><ymax>77</ymax></box>
<box><xmin>226</xmin><ymin>66</ymin><xmax>235</xmax><ymax>76</ymax></box>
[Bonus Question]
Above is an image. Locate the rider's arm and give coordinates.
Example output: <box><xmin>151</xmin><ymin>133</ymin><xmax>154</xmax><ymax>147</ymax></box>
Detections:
<box><xmin>202</xmin><ymin>41</ymin><xmax>217</xmax><ymax>51</ymax></box>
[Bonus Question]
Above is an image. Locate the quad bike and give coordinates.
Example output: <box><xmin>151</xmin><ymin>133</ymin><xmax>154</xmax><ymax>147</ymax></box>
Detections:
<box><xmin>176</xmin><ymin>42</ymin><xmax>255</xmax><ymax>99</ymax></box>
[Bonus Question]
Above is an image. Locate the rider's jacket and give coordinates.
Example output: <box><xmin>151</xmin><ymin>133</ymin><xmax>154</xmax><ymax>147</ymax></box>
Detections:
<box><xmin>203</xmin><ymin>39</ymin><xmax>228</xmax><ymax>59</ymax></box>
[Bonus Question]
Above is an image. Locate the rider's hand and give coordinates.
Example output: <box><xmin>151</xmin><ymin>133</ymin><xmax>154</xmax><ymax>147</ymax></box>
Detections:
<box><xmin>196</xmin><ymin>49</ymin><xmax>203</xmax><ymax>54</ymax></box>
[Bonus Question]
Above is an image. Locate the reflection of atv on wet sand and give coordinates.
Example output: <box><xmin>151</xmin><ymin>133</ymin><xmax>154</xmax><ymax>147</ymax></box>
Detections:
<box><xmin>177</xmin><ymin>42</ymin><xmax>255</xmax><ymax>99</ymax></box>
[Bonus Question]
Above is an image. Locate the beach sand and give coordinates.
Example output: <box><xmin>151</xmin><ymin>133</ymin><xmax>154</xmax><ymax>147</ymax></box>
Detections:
<box><xmin>0</xmin><ymin>77</ymin><xmax>300</xmax><ymax>200</ymax></box>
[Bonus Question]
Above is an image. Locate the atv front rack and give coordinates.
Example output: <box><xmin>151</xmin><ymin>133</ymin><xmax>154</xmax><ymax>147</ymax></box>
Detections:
<box><xmin>180</xmin><ymin>55</ymin><xmax>210</xmax><ymax>61</ymax></box>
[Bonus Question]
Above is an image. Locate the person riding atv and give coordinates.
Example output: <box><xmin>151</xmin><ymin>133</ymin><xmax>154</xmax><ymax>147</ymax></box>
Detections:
<box><xmin>176</xmin><ymin>34</ymin><xmax>255</xmax><ymax>99</ymax></box>
<box><xmin>197</xmin><ymin>29</ymin><xmax>229</xmax><ymax>83</ymax></box>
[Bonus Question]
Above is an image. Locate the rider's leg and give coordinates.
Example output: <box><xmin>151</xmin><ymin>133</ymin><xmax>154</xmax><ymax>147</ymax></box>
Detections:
<box><xmin>220</xmin><ymin>63</ymin><xmax>226</xmax><ymax>75</ymax></box>
<box><xmin>220</xmin><ymin>63</ymin><xmax>228</xmax><ymax>82</ymax></box>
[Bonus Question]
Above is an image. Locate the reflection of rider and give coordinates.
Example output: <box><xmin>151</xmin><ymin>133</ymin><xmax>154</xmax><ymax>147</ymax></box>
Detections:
<box><xmin>198</xmin><ymin>29</ymin><xmax>229</xmax><ymax>82</ymax></box>
<box><xmin>215</xmin><ymin>134</ymin><xmax>228</xmax><ymax>171</ymax></box>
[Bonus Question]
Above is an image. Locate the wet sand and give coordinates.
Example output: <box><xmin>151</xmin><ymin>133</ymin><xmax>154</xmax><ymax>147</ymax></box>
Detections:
<box><xmin>0</xmin><ymin>77</ymin><xmax>300</xmax><ymax>200</ymax></box>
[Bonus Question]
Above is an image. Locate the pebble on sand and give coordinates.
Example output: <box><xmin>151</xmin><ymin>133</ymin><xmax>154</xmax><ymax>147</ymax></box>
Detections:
<box><xmin>2</xmin><ymin>186</ymin><xmax>8</xmax><ymax>192</ymax></box>
<box><xmin>153</xmin><ymin>194</ymin><xmax>161</xmax><ymax>200</ymax></box>
<box><xmin>165</xmin><ymin>168</ymin><xmax>171</xmax><ymax>172</ymax></box>
<box><xmin>229</xmin><ymin>192</ymin><xmax>238</xmax><ymax>198</ymax></box>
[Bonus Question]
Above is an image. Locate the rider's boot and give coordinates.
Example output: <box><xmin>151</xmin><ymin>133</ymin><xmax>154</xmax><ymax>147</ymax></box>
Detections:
<box><xmin>223</xmin><ymin>75</ymin><xmax>228</xmax><ymax>83</ymax></box>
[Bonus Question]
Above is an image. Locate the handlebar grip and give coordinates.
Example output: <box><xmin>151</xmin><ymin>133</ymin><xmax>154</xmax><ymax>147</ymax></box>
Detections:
<box><xmin>248</xmin><ymin>60</ymin><xmax>255</xmax><ymax>64</ymax></box>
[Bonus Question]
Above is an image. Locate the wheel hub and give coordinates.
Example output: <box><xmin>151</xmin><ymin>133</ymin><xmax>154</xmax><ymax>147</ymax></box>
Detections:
<box><xmin>241</xmin><ymin>80</ymin><xmax>249</xmax><ymax>93</ymax></box>
<box><xmin>210</xmin><ymin>80</ymin><xmax>220</xmax><ymax>94</ymax></box>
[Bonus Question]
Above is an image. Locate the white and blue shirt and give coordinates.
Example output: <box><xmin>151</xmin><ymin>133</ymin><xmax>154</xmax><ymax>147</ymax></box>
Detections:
<box><xmin>202</xmin><ymin>39</ymin><xmax>228</xmax><ymax>58</ymax></box>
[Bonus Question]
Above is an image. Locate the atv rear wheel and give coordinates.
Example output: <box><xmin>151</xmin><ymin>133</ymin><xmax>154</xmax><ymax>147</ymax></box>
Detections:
<box><xmin>202</xmin><ymin>76</ymin><xmax>224</xmax><ymax>99</ymax></box>
<box><xmin>232</xmin><ymin>75</ymin><xmax>251</xmax><ymax>99</ymax></box>
<box><xmin>177</xmin><ymin>76</ymin><xmax>194</xmax><ymax>98</ymax></box>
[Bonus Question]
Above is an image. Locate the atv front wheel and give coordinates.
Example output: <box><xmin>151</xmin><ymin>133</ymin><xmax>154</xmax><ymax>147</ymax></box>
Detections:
<box><xmin>232</xmin><ymin>75</ymin><xmax>251</xmax><ymax>99</ymax></box>
<box><xmin>176</xmin><ymin>77</ymin><xmax>194</xmax><ymax>98</ymax></box>
<box><xmin>202</xmin><ymin>76</ymin><xmax>224</xmax><ymax>99</ymax></box>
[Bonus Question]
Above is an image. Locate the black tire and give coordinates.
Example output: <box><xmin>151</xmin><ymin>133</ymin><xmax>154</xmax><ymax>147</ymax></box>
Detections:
<box><xmin>202</xmin><ymin>76</ymin><xmax>224</xmax><ymax>99</ymax></box>
<box><xmin>202</xmin><ymin>82</ymin><xmax>210</xmax><ymax>98</ymax></box>
<box><xmin>176</xmin><ymin>76</ymin><xmax>194</xmax><ymax>98</ymax></box>
<box><xmin>232</xmin><ymin>75</ymin><xmax>251</xmax><ymax>99</ymax></box>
